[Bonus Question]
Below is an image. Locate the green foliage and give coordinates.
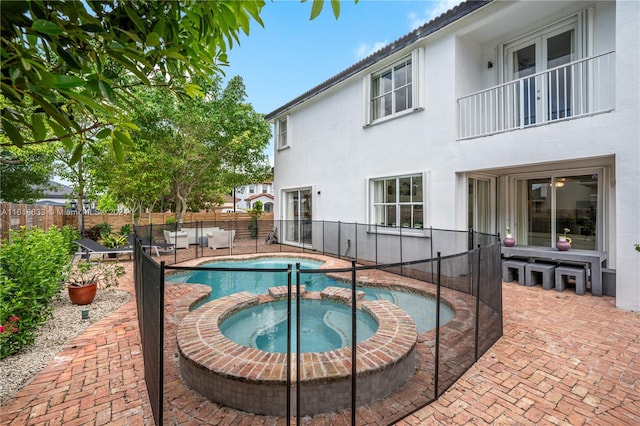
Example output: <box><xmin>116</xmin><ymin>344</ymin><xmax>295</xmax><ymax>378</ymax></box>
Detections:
<box><xmin>1</xmin><ymin>0</ymin><xmax>351</xmax><ymax>161</ymax></box>
<box><xmin>97</xmin><ymin>193</ymin><xmax>118</xmax><ymax>213</ymax></box>
<box><xmin>95</xmin><ymin>222</ymin><xmax>112</xmax><ymax>238</ymax></box>
<box><xmin>100</xmin><ymin>233</ymin><xmax>128</xmax><ymax>249</ymax></box>
<box><xmin>0</xmin><ymin>146</ymin><xmax>56</xmax><ymax>203</ymax></box>
<box><xmin>250</xmin><ymin>201</ymin><xmax>264</xmax><ymax>218</ymax></box>
<box><xmin>59</xmin><ymin>224</ymin><xmax>81</xmax><ymax>255</ymax></box>
<box><xmin>84</xmin><ymin>225</ymin><xmax>104</xmax><ymax>241</ymax></box>
<box><xmin>65</xmin><ymin>260</ymin><xmax>125</xmax><ymax>289</ymax></box>
<box><xmin>0</xmin><ymin>226</ymin><xmax>71</xmax><ymax>358</ymax></box>
<box><xmin>248</xmin><ymin>201</ymin><xmax>264</xmax><ymax>237</ymax></box>
<box><xmin>126</xmin><ymin>77</ymin><xmax>272</xmax><ymax>223</ymax></box>
<box><xmin>165</xmin><ymin>216</ymin><xmax>176</xmax><ymax>225</ymax></box>
<box><xmin>120</xmin><ymin>224</ymin><xmax>131</xmax><ymax>236</ymax></box>
<box><xmin>1</xmin><ymin>0</ymin><xmax>267</xmax><ymax>155</ymax></box>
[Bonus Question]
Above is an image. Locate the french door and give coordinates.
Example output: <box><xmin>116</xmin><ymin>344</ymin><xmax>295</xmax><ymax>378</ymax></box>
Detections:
<box><xmin>506</xmin><ymin>22</ymin><xmax>577</xmax><ymax>126</ymax></box>
<box><xmin>285</xmin><ymin>188</ymin><xmax>312</xmax><ymax>245</ymax></box>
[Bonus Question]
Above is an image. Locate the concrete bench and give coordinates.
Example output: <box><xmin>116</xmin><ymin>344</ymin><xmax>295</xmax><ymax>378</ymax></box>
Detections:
<box><xmin>555</xmin><ymin>265</ymin><xmax>587</xmax><ymax>295</ymax></box>
<box><xmin>525</xmin><ymin>263</ymin><xmax>556</xmax><ymax>289</ymax></box>
<box><xmin>502</xmin><ymin>259</ymin><xmax>528</xmax><ymax>285</ymax></box>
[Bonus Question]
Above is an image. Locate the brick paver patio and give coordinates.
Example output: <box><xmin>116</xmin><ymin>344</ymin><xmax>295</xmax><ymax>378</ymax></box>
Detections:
<box><xmin>1</xmin><ymin>254</ymin><xmax>639</xmax><ymax>425</ymax></box>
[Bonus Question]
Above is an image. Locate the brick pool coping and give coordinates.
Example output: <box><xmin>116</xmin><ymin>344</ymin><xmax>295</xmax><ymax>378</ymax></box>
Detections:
<box><xmin>176</xmin><ymin>285</ymin><xmax>418</xmax><ymax>415</ymax></box>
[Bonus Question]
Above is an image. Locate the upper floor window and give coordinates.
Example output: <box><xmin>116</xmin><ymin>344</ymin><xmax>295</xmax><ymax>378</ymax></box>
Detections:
<box><xmin>276</xmin><ymin>117</ymin><xmax>288</xmax><ymax>149</ymax></box>
<box><xmin>371</xmin><ymin>173</ymin><xmax>425</xmax><ymax>230</ymax></box>
<box><xmin>364</xmin><ymin>48</ymin><xmax>423</xmax><ymax>126</ymax></box>
<box><xmin>371</xmin><ymin>57</ymin><xmax>412</xmax><ymax>121</ymax></box>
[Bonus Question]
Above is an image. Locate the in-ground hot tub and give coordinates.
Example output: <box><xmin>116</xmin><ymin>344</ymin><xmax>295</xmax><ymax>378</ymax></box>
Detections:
<box><xmin>177</xmin><ymin>286</ymin><xmax>418</xmax><ymax>416</ymax></box>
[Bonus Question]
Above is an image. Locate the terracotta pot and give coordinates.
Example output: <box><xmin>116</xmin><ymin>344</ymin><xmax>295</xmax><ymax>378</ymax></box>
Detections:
<box><xmin>68</xmin><ymin>282</ymin><xmax>98</xmax><ymax>305</ymax></box>
<box><xmin>503</xmin><ymin>236</ymin><xmax>516</xmax><ymax>247</ymax></box>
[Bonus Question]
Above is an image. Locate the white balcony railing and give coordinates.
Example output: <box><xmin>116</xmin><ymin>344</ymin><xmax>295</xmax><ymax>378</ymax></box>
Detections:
<box><xmin>458</xmin><ymin>52</ymin><xmax>615</xmax><ymax>139</ymax></box>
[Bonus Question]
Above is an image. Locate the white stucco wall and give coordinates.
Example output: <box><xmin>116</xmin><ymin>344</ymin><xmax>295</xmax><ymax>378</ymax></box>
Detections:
<box><xmin>612</xmin><ymin>0</ymin><xmax>640</xmax><ymax>311</ymax></box>
<box><xmin>273</xmin><ymin>0</ymin><xmax>639</xmax><ymax>310</ymax></box>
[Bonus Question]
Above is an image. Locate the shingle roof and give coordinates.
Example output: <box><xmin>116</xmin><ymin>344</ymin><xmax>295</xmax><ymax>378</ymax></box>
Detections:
<box><xmin>265</xmin><ymin>0</ymin><xmax>493</xmax><ymax>121</ymax></box>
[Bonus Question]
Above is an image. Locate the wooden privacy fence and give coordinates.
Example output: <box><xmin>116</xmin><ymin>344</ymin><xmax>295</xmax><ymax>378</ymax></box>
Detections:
<box><xmin>0</xmin><ymin>203</ymin><xmax>274</xmax><ymax>241</ymax></box>
<box><xmin>83</xmin><ymin>212</ymin><xmax>274</xmax><ymax>232</ymax></box>
<box><xmin>1</xmin><ymin>203</ymin><xmax>76</xmax><ymax>240</ymax></box>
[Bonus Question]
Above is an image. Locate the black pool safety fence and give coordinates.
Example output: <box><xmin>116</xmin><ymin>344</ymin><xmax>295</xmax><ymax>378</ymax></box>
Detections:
<box><xmin>132</xmin><ymin>221</ymin><xmax>502</xmax><ymax>426</ymax></box>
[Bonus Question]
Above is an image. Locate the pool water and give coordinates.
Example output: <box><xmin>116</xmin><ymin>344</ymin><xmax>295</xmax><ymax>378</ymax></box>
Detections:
<box><xmin>220</xmin><ymin>299</ymin><xmax>378</xmax><ymax>353</ymax></box>
<box><xmin>168</xmin><ymin>257</ymin><xmax>454</xmax><ymax>333</ymax></box>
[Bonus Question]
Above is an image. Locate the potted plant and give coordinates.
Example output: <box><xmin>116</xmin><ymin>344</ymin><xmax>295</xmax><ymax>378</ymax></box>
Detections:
<box><xmin>65</xmin><ymin>260</ymin><xmax>125</xmax><ymax>305</ymax></box>
<box><xmin>100</xmin><ymin>232</ymin><xmax>129</xmax><ymax>258</ymax></box>
<box><xmin>557</xmin><ymin>228</ymin><xmax>572</xmax><ymax>251</ymax></box>
<box><xmin>503</xmin><ymin>225</ymin><xmax>515</xmax><ymax>247</ymax></box>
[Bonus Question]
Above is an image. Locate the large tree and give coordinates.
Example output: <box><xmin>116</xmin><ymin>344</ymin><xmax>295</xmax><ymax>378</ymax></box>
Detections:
<box><xmin>0</xmin><ymin>145</ymin><xmax>56</xmax><ymax>203</ymax></box>
<box><xmin>0</xmin><ymin>0</ymin><xmax>349</xmax><ymax>157</ymax></box>
<box><xmin>101</xmin><ymin>76</ymin><xmax>271</xmax><ymax>224</ymax></box>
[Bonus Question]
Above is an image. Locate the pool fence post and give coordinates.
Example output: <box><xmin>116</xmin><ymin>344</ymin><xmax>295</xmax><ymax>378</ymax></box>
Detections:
<box><xmin>430</xmin><ymin>227</ymin><xmax>434</xmax><ymax>283</ymax></box>
<box><xmin>338</xmin><ymin>221</ymin><xmax>342</xmax><ymax>259</ymax></box>
<box><xmin>434</xmin><ymin>252</ymin><xmax>441</xmax><ymax>399</ymax></box>
<box><xmin>295</xmin><ymin>263</ymin><xmax>301</xmax><ymax>423</ymax></box>
<box><xmin>354</xmin><ymin>222</ymin><xmax>358</xmax><ymax>261</ymax></box>
<box><xmin>351</xmin><ymin>260</ymin><xmax>357</xmax><ymax>426</ymax></box>
<box><xmin>399</xmin><ymin>225</ymin><xmax>404</xmax><ymax>276</ymax></box>
<box><xmin>286</xmin><ymin>264</ymin><xmax>292</xmax><ymax>424</ymax></box>
<box><xmin>474</xmin><ymin>244</ymin><xmax>481</xmax><ymax>362</ymax></box>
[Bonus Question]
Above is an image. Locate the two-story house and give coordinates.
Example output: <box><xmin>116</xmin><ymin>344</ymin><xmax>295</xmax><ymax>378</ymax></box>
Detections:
<box><xmin>233</xmin><ymin>182</ymin><xmax>274</xmax><ymax>212</ymax></box>
<box><xmin>266</xmin><ymin>0</ymin><xmax>639</xmax><ymax>311</ymax></box>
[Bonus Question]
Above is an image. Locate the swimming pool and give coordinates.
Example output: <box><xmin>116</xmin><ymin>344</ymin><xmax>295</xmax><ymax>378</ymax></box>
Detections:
<box><xmin>168</xmin><ymin>257</ymin><xmax>454</xmax><ymax>333</ymax></box>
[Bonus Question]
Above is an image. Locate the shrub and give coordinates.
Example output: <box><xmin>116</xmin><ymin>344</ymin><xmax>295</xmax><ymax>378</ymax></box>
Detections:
<box><xmin>0</xmin><ymin>226</ymin><xmax>71</xmax><ymax>358</ymax></box>
<box><xmin>120</xmin><ymin>224</ymin><xmax>131</xmax><ymax>236</ymax></box>
<box><xmin>59</xmin><ymin>224</ymin><xmax>81</xmax><ymax>255</ymax></box>
<box><xmin>95</xmin><ymin>222</ymin><xmax>112</xmax><ymax>238</ymax></box>
<box><xmin>84</xmin><ymin>223</ymin><xmax>109</xmax><ymax>241</ymax></box>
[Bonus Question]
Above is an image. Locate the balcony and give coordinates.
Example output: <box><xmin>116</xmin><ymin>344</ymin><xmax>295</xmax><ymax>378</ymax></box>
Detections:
<box><xmin>458</xmin><ymin>52</ymin><xmax>615</xmax><ymax>140</ymax></box>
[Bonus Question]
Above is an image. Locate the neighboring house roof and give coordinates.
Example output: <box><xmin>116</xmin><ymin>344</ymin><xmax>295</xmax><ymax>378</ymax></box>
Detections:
<box><xmin>35</xmin><ymin>181</ymin><xmax>73</xmax><ymax>206</ymax></box>
<box><xmin>265</xmin><ymin>0</ymin><xmax>492</xmax><ymax>121</ymax></box>
<box><xmin>245</xmin><ymin>193</ymin><xmax>274</xmax><ymax>202</ymax></box>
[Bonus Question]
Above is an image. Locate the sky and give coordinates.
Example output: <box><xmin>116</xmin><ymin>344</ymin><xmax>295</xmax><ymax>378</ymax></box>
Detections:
<box><xmin>221</xmin><ymin>0</ymin><xmax>463</xmax><ymax>162</ymax></box>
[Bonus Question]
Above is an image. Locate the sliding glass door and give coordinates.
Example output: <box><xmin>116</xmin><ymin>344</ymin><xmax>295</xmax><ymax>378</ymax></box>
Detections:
<box><xmin>515</xmin><ymin>173</ymin><xmax>599</xmax><ymax>250</ymax></box>
<box><xmin>285</xmin><ymin>188</ymin><xmax>312</xmax><ymax>245</ymax></box>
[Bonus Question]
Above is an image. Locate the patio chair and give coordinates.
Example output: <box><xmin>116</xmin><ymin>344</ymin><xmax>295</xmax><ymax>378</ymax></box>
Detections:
<box><xmin>73</xmin><ymin>238</ymin><xmax>133</xmax><ymax>260</ymax></box>
<box><xmin>163</xmin><ymin>229</ymin><xmax>189</xmax><ymax>249</ymax></box>
<box><xmin>126</xmin><ymin>234</ymin><xmax>174</xmax><ymax>257</ymax></box>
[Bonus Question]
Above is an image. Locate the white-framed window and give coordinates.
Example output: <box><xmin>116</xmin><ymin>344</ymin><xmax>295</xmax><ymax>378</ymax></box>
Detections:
<box><xmin>364</xmin><ymin>48</ymin><xmax>424</xmax><ymax>126</ymax></box>
<box><xmin>276</xmin><ymin>116</ymin><xmax>288</xmax><ymax>149</ymax></box>
<box><xmin>371</xmin><ymin>57</ymin><xmax>412</xmax><ymax>120</ymax></box>
<box><xmin>370</xmin><ymin>173</ymin><xmax>426</xmax><ymax>230</ymax></box>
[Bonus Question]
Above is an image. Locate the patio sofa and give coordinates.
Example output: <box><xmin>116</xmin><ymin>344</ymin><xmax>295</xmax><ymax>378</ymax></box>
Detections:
<box><xmin>207</xmin><ymin>229</ymin><xmax>236</xmax><ymax>249</ymax></box>
<box><xmin>180</xmin><ymin>227</ymin><xmax>223</xmax><ymax>245</ymax></box>
<box><xmin>163</xmin><ymin>230</ymin><xmax>189</xmax><ymax>249</ymax></box>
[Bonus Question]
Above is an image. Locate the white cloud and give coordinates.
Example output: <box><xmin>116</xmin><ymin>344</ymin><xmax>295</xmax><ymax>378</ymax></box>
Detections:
<box><xmin>408</xmin><ymin>0</ymin><xmax>464</xmax><ymax>30</ymax></box>
<box><xmin>354</xmin><ymin>40</ymin><xmax>389</xmax><ymax>60</ymax></box>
